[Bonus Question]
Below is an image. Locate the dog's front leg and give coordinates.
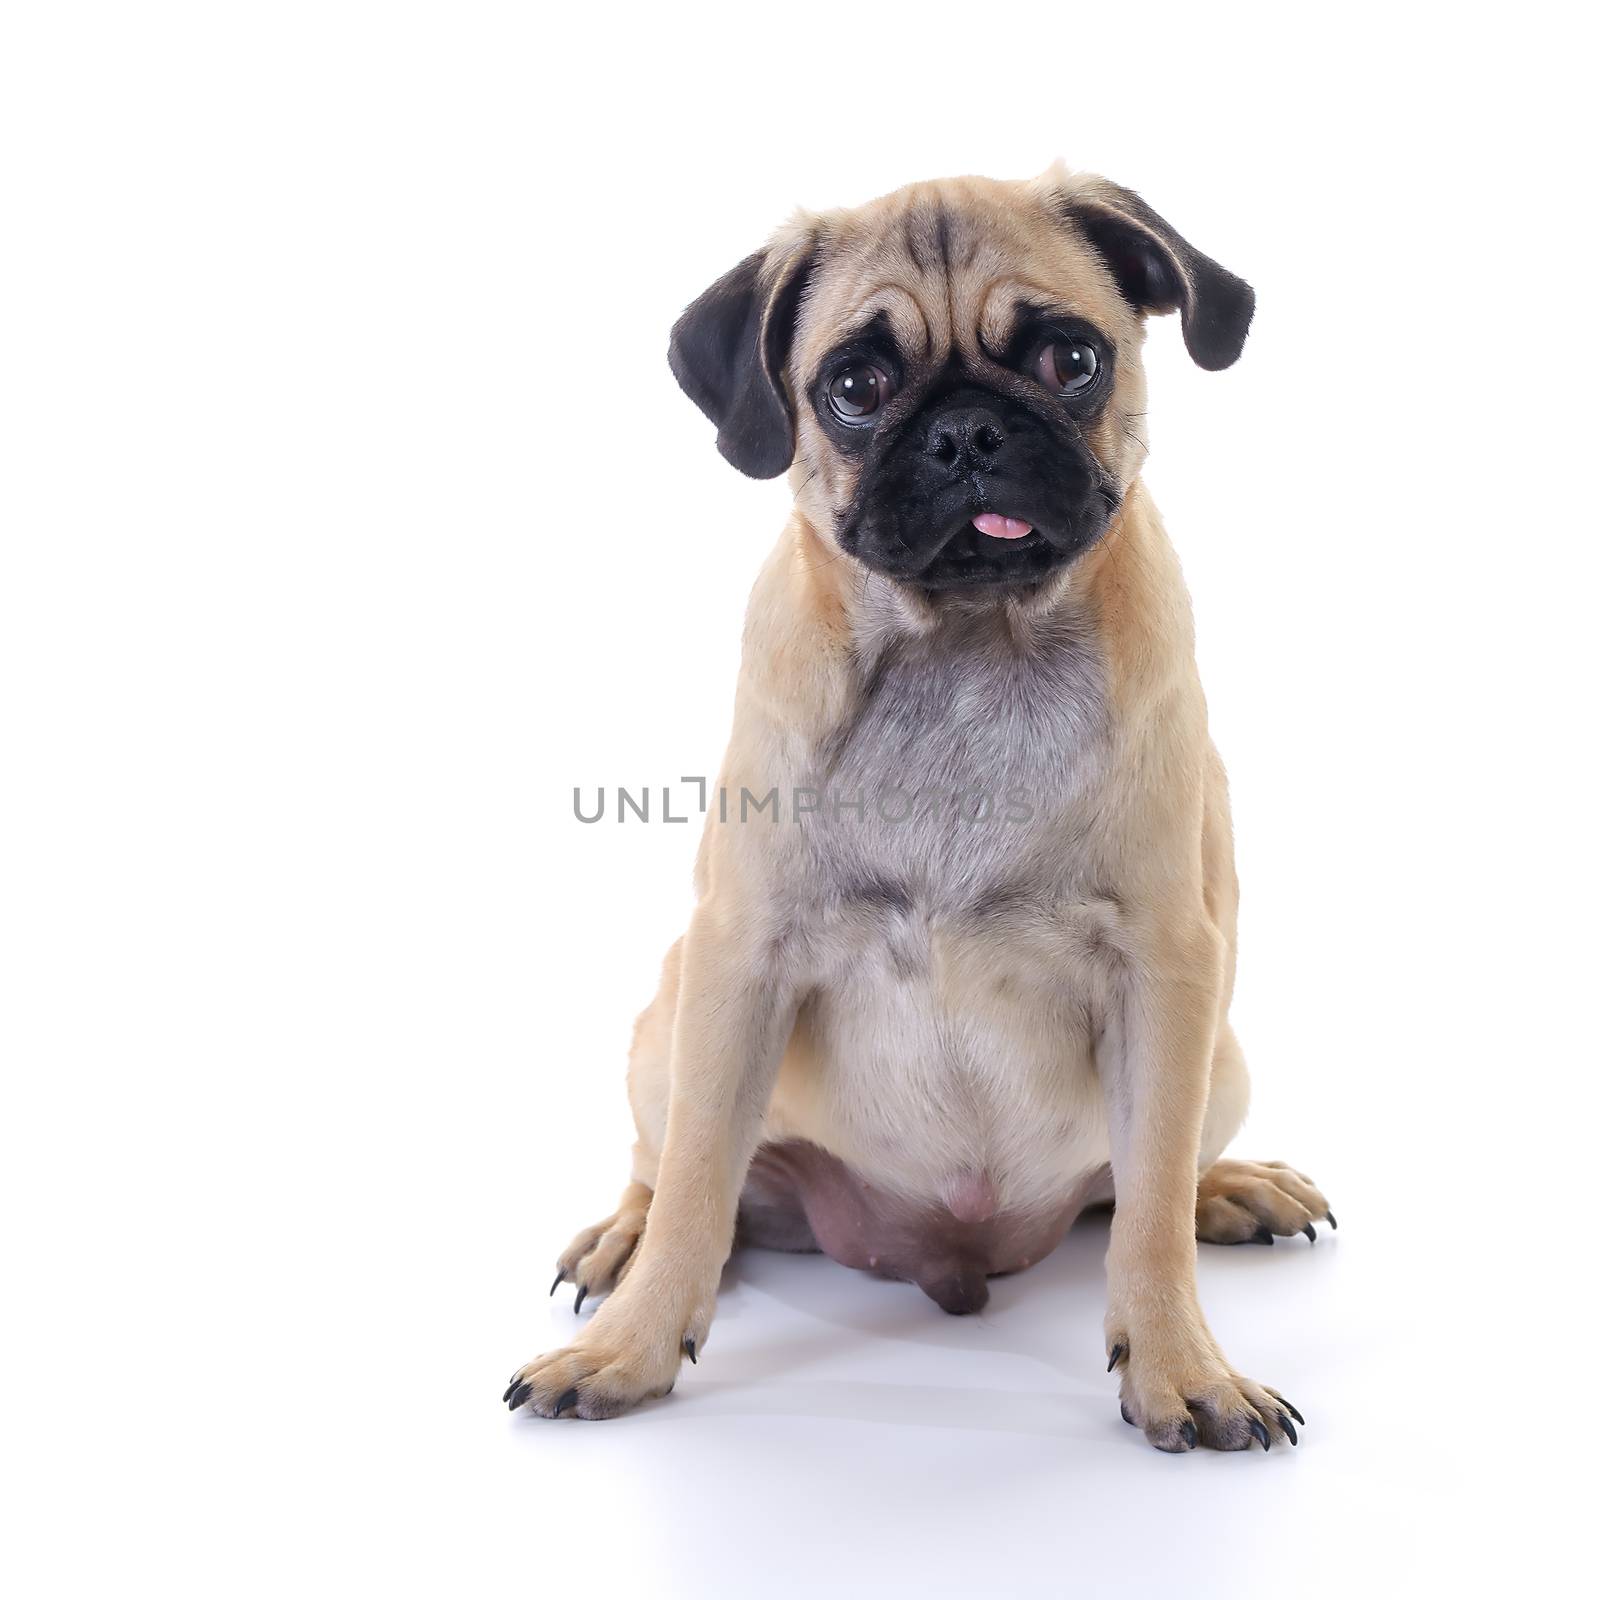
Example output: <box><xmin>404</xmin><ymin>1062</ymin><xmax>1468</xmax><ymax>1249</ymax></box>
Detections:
<box><xmin>1102</xmin><ymin>923</ymin><xmax>1299</xmax><ymax>1452</ymax></box>
<box><xmin>507</xmin><ymin>905</ymin><xmax>793</xmax><ymax>1420</ymax></box>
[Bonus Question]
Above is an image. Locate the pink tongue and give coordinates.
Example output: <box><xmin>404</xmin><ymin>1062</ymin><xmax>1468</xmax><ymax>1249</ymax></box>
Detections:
<box><xmin>972</xmin><ymin>513</ymin><xmax>1033</xmax><ymax>540</ymax></box>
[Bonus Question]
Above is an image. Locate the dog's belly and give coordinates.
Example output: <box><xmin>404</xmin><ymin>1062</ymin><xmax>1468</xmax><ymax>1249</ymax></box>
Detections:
<box><xmin>750</xmin><ymin>604</ymin><xmax>1122</xmax><ymax>1309</ymax></box>
<box><xmin>739</xmin><ymin>1138</ymin><xmax>1106</xmax><ymax>1313</ymax></box>
<box><xmin>752</xmin><ymin>924</ymin><xmax>1115</xmax><ymax>1310</ymax></box>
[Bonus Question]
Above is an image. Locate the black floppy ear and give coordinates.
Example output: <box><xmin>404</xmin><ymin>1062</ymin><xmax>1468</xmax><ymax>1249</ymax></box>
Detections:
<box><xmin>667</xmin><ymin>241</ymin><xmax>815</xmax><ymax>479</ymax></box>
<box><xmin>1059</xmin><ymin>180</ymin><xmax>1254</xmax><ymax>370</ymax></box>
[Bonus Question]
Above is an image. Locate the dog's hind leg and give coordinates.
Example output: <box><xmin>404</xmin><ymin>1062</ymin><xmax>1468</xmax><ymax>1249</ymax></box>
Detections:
<box><xmin>548</xmin><ymin>940</ymin><xmax>679</xmax><ymax>1310</ymax></box>
<box><xmin>1194</xmin><ymin>1023</ymin><xmax>1335</xmax><ymax>1245</ymax></box>
<box><xmin>550</xmin><ymin>1181</ymin><xmax>653</xmax><ymax>1310</ymax></box>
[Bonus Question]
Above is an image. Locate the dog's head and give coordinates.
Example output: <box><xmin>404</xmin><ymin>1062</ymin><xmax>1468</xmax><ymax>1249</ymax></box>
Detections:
<box><xmin>669</xmin><ymin>167</ymin><xmax>1253</xmax><ymax>594</ymax></box>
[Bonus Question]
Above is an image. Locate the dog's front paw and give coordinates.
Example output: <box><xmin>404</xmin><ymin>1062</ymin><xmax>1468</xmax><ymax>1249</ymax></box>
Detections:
<box><xmin>504</xmin><ymin>1288</ymin><xmax>703</xmax><ymax>1420</ymax></box>
<box><xmin>1106</xmin><ymin>1322</ymin><xmax>1302</xmax><ymax>1453</ymax></box>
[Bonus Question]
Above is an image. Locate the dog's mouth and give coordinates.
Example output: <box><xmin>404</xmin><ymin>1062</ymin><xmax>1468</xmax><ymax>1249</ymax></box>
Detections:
<box><xmin>840</xmin><ymin>477</ymin><xmax>1121</xmax><ymax>594</ymax></box>
<box><xmin>914</xmin><ymin>513</ymin><xmax>1069</xmax><ymax>590</ymax></box>
<box><xmin>970</xmin><ymin>512</ymin><xmax>1035</xmax><ymax>542</ymax></box>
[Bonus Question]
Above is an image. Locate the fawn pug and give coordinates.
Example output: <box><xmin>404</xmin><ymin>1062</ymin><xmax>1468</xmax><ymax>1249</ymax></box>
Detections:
<box><xmin>506</xmin><ymin>166</ymin><xmax>1330</xmax><ymax>1452</ymax></box>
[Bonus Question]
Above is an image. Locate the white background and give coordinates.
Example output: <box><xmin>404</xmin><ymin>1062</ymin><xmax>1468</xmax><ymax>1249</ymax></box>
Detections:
<box><xmin>3</xmin><ymin>4</ymin><xmax>1595</xmax><ymax>1596</ymax></box>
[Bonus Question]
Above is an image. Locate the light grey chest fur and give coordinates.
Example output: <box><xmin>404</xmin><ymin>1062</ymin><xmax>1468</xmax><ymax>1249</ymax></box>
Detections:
<box><xmin>765</xmin><ymin>599</ymin><xmax>1120</xmax><ymax>1211</ymax></box>
<box><xmin>795</xmin><ymin>603</ymin><xmax>1108</xmax><ymax>919</ymax></box>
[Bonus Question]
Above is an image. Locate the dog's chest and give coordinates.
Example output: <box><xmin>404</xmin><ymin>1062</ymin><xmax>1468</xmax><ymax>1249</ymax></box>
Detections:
<box><xmin>769</xmin><ymin>608</ymin><xmax>1120</xmax><ymax>1213</ymax></box>
<box><xmin>800</xmin><ymin>610</ymin><xmax>1108</xmax><ymax>910</ymax></box>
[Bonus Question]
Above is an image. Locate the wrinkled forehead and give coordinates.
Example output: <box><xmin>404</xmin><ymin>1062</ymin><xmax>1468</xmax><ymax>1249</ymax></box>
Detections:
<box><xmin>792</xmin><ymin>179</ymin><xmax>1137</xmax><ymax>380</ymax></box>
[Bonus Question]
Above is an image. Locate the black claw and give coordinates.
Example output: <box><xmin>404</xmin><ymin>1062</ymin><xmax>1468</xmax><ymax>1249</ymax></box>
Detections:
<box><xmin>683</xmin><ymin>1337</ymin><xmax>697</xmax><ymax>1364</ymax></box>
<box><xmin>1179</xmin><ymin>1419</ymin><xmax>1197</xmax><ymax>1449</ymax></box>
<box><xmin>506</xmin><ymin>1382</ymin><xmax>532</xmax><ymax>1411</ymax></box>
<box><xmin>1248</xmin><ymin>1417</ymin><xmax>1271</xmax><ymax>1451</ymax></box>
<box><xmin>1107</xmin><ymin>1343</ymin><xmax>1124</xmax><ymax>1372</ymax></box>
<box><xmin>572</xmin><ymin>1284</ymin><xmax>588</xmax><ymax>1315</ymax></box>
<box><xmin>1120</xmin><ymin>1401</ymin><xmax>1135</xmax><ymax>1426</ymax></box>
<box><xmin>1252</xmin><ymin>1225</ymin><xmax>1275</xmax><ymax>1245</ymax></box>
<box><xmin>1302</xmin><ymin>1222</ymin><xmax>1317</xmax><ymax>1244</ymax></box>
<box><xmin>1326</xmin><ymin>1211</ymin><xmax>1338</xmax><ymax>1230</ymax></box>
<box><xmin>553</xmin><ymin>1386</ymin><xmax>580</xmax><ymax>1416</ymax></box>
<box><xmin>1279</xmin><ymin>1412</ymin><xmax>1298</xmax><ymax>1445</ymax></box>
<box><xmin>549</xmin><ymin>1271</ymin><xmax>564</xmax><ymax>1297</ymax></box>
<box><xmin>1279</xmin><ymin>1397</ymin><xmax>1305</xmax><ymax>1426</ymax></box>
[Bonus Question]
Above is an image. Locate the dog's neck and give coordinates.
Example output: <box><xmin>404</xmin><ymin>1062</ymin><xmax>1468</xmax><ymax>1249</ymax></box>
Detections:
<box><xmin>736</xmin><ymin>479</ymin><xmax>1193</xmax><ymax>753</ymax></box>
<box><xmin>811</xmin><ymin>477</ymin><xmax>1175</xmax><ymax>647</ymax></box>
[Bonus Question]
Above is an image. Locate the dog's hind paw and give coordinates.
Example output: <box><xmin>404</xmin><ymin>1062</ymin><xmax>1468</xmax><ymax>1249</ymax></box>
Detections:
<box><xmin>1196</xmin><ymin>1158</ymin><xmax>1334</xmax><ymax>1245</ymax></box>
<box><xmin>547</xmin><ymin>1181</ymin><xmax>652</xmax><ymax>1313</ymax></box>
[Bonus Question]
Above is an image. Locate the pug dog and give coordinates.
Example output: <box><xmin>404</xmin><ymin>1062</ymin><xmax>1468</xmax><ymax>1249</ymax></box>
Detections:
<box><xmin>505</xmin><ymin>165</ymin><xmax>1332</xmax><ymax>1452</ymax></box>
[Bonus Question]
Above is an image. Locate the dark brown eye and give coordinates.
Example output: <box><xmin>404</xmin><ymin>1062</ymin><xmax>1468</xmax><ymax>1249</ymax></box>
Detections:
<box><xmin>1035</xmin><ymin>341</ymin><xmax>1098</xmax><ymax>396</ymax></box>
<box><xmin>827</xmin><ymin>364</ymin><xmax>892</xmax><ymax>421</ymax></box>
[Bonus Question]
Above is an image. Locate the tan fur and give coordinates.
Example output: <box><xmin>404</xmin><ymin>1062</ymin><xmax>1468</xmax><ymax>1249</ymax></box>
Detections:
<box><xmin>507</xmin><ymin>168</ymin><xmax>1330</xmax><ymax>1449</ymax></box>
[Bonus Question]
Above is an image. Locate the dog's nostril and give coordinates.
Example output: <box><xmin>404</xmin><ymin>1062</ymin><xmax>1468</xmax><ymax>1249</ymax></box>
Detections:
<box><xmin>926</xmin><ymin>407</ymin><xmax>1007</xmax><ymax>466</ymax></box>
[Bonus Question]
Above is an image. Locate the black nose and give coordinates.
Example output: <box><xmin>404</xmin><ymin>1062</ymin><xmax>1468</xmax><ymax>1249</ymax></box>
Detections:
<box><xmin>925</xmin><ymin>406</ymin><xmax>1007</xmax><ymax>470</ymax></box>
